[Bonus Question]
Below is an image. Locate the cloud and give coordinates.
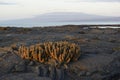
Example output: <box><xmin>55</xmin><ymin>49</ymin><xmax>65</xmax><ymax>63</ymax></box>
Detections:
<box><xmin>0</xmin><ymin>1</ymin><xmax>16</xmax><ymax>5</ymax></box>
<box><xmin>90</xmin><ymin>0</ymin><xmax>120</xmax><ymax>2</ymax></box>
<box><xmin>67</xmin><ymin>0</ymin><xmax>120</xmax><ymax>2</ymax></box>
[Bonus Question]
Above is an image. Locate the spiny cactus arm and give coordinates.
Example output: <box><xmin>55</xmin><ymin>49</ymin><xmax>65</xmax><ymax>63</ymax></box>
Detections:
<box><xmin>18</xmin><ymin>46</ymin><xmax>22</xmax><ymax>55</ymax></box>
<box><xmin>50</xmin><ymin>52</ymin><xmax>54</xmax><ymax>58</ymax></box>
<box><xmin>38</xmin><ymin>51</ymin><xmax>42</xmax><ymax>62</ymax></box>
<box><xmin>58</xmin><ymin>54</ymin><xmax>64</xmax><ymax>64</ymax></box>
<box><xmin>18</xmin><ymin>45</ymin><xmax>23</xmax><ymax>57</ymax></box>
<box><xmin>45</xmin><ymin>45</ymin><xmax>50</xmax><ymax>56</ymax></box>
<box><xmin>24</xmin><ymin>47</ymin><xmax>27</xmax><ymax>58</ymax></box>
<box><xmin>25</xmin><ymin>47</ymin><xmax>29</xmax><ymax>59</ymax></box>
<box><xmin>56</xmin><ymin>47</ymin><xmax>60</xmax><ymax>57</ymax></box>
<box><xmin>22</xmin><ymin>50</ymin><xmax>26</xmax><ymax>59</ymax></box>
<box><xmin>21</xmin><ymin>46</ymin><xmax>27</xmax><ymax>59</ymax></box>
<box><xmin>71</xmin><ymin>48</ymin><xmax>80</xmax><ymax>61</ymax></box>
<box><xmin>41</xmin><ymin>54</ymin><xmax>45</xmax><ymax>63</ymax></box>
<box><xmin>11</xmin><ymin>44</ymin><xmax>18</xmax><ymax>52</ymax></box>
<box><xmin>66</xmin><ymin>58</ymin><xmax>71</xmax><ymax>63</ymax></box>
<box><xmin>32</xmin><ymin>53</ymin><xmax>38</xmax><ymax>61</ymax></box>
<box><xmin>53</xmin><ymin>49</ymin><xmax>58</xmax><ymax>60</ymax></box>
<box><xmin>65</xmin><ymin>52</ymin><xmax>73</xmax><ymax>63</ymax></box>
<box><xmin>47</xmin><ymin>43</ymin><xmax>51</xmax><ymax>54</ymax></box>
<box><xmin>38</xmin><ymin>51</ymin><xmax>45</xmax><ymax>63</ymax></box>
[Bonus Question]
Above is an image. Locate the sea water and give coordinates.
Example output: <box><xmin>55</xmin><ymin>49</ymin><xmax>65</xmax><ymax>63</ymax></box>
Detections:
<box><xmin>0</xmin><ymin>21</ymin><xmax>120</xmax><ymax>27</ymax></box>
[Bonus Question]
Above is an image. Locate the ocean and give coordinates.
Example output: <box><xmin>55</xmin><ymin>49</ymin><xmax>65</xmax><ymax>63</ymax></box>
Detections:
<box><xmin>0</xmin><ymin>21</ymin><xmax>120</xmax><ymax>27</ymax></box>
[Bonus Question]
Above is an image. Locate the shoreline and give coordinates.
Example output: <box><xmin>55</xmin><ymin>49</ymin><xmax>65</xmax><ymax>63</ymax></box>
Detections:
<box><xmin>0</xmin><ymin>24</ymin><xmax>120</xmax><ymax>28</ymax></box>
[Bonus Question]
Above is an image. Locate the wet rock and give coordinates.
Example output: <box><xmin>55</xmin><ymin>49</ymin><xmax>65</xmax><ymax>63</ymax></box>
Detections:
<box><xmin>43</xmin><ymin>66</ymin><xmax>49</xmax><ymax>77</ymax></box>
<box><xmin>4</xmin><ymin>64</ymin><xmax>15</xmax><ymax>74</ymax></box>
<box><xmin>109</xmin><ymin>38</ymin><xmax>116</xmax><ymax>43</ymax></box>
<box><xmin>14</xmin><ymin>60</ymin><xmax>26</xmax><ymax>72</ymax></box>
<box><xmin>0</xmin><ymin>73</ymin><xmax>51</xmax><ymax>80</ymax></box>
<box><xmin>49</xmin><ymin>66</ymin><xmax>56</xmax><ymax>80</ymax></box>
<box><xmin>102</xmin><ymin>71</ymin><xmax>120</xmax><ymax>80</ymax></box>
<box><xmin>79</xmin><ymin>77</ymin><xmax>92</xmax><ymax>80</ymax></box>
<box><xmin>38</xmin><ymin>66</ymin><xmax>44</xmax><ymax>76</ymax></box>
<box><xmin>83</xmin><ymin>27</ymin><xmax>89</xmax><ymax>30</ymax></box>
<box><xmin>35</xmin><ymin>66</ymin><xmax>41</xmax><ymax>76</ymax></box>
<box><xmin>34</xmin><ymin>65</ymin><xmax>49</xmax><ymax>77</ymax></box>
<box><xmin>78</xmin><ymin>71</ymin><xmax>86</xmax><ymax>76</ymax></box>
<box><xmin>34</xmin><ymin>65</ymin><xmax>65</xmax><ymax>80</ymax></box>
<box><xmin>14</xmin><ymin>64</ymin><xmax>26</xmax><ymax>72</ymax></box>
<box><xmin>55</xmin><ymin>68</ymin><xmax>64</xmax><ymax>80</ymax></box>
<box><xmin>24</xmin><ymin>59</ymin><xmax>31</xmax><ymax>65</ymax></box>
<box><xmin>19</xmin><ymin>60</ymin><xmax>26</xmax><ymax>65</ymax></box>
<box><xmin>112</xmin><ymin>51</ymin><xmax>120</xmax><ymax>56</ymax></box>
<box><xmin>28</xmin><ymin>61</ymin><xmax>35</xmax><ymax>66</ymax></box>
<box><xmin>91</xmin><ymin>73</ymin><xmax>102</xmax><ymax>80</ymax></box>
<box><xmin>86</xmin><ymin>72</ymin><xmax>92</xmax><ymax>76</ymax></box>
<box><xmin>78</xmin><ymin>31</ymin><xmax>86</xmax><ymax>34</ymax></box>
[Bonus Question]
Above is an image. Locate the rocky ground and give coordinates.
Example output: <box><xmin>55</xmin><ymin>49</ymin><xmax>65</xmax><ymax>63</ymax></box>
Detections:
<box><xmin>0</xmin><ymin>25</ymin><xmax>120</xmax><ymax>80</ymax></box>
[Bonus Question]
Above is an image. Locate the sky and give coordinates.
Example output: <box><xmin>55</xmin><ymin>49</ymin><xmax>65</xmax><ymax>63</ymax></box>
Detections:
<box><xmin>0</xmin><ymin>0</ymin><xmax>120</xmax><ymax>21</ymax></box>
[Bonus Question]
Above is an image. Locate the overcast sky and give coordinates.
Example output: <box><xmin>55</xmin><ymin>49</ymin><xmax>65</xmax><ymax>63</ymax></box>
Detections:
<box><xmin>0</xmin><ymin>0</ymin><xmax>120</xmax><ymax>21</ymax></box>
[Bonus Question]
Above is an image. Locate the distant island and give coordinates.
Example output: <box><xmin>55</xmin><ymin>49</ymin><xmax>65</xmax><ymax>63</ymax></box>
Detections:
<box><xmin>0</xmin><ymin>12</ymin><xmax>120</xmax><ymax>27</ymax></box>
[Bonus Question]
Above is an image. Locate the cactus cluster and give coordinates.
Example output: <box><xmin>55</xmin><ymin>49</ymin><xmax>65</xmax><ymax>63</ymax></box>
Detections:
<box><xmin>17</xmin><ymin>41</ymin><xmax>80</xmax><ymax>66</ymax></box>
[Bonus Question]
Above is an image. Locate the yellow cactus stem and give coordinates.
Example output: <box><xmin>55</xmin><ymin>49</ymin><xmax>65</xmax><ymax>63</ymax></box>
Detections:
<box><xmin>58</xmin><ymin>54</ymin><xmax>63</xmax><ymax>63</ymax></box>
<box><xmin>26</xmin><ymin>47</ymin><xmax>29</xmax><ymax>59</ymax></box>
<box><xmin>45</xmin><ymin>46</ymin><xmax>49</xmax><ymax>55</ymax></box>
<box><xmin>53</xmin><ymin>48</ymin><xmax>57</xmax><ymax>60</ymax></box>
<box><xmin>33</xmin><ymin>53</ymin><xmax>37</xmax><ymax>61</ymax></box>
<box><xmin>66</xmin><ymin>58</ymin><xmax>71</xmax><ymax>63</ymax></box>
<box><xmin>47</xmin><ymin>43</ymin><xmax>51</xmax><ymax>53</ymax></box>
<box><xmin>18</xmin><ymin>46</ymin><xmax>22</xmax><ymax>55</ymax></box>
<box><xmin>72</xmin><ymin>50</ymin><xmax>80</xmax><ymax>61</ymax></box>
<box><xmin>50</xmin><ymin>52</ymin><xmax>54</xmax><ymax>58</ymax></box>
<box><xmin>25</xmin><ymin>47</ymin><xmax>28</xmax><ymax>58</ymax></box>
<box><xmin>38</xmin><ymin>51</ymin><xmax>42</xmax><ymax>62</ymax></box>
